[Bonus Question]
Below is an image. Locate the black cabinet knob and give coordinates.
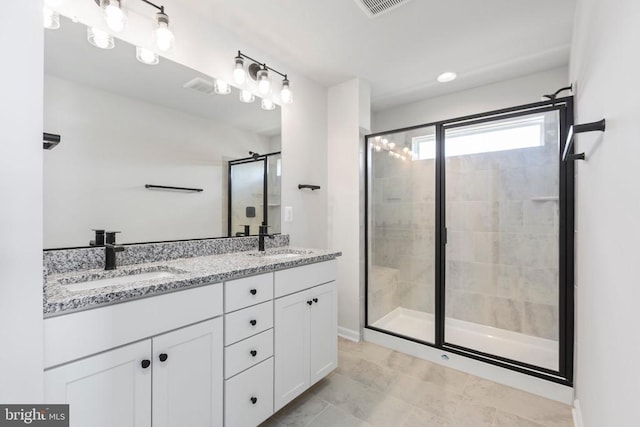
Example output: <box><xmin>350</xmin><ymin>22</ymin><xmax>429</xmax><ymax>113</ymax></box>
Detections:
<box><xmin>313</xmin><ymin>298</ymin><xmax>318</xmax><ymax>303</ymax></box>
<box><xmin>249</xmin><ymin>319</ymin><xmax>257</xmax><ymax>326</ymax></box>
<box><xmin>250</xmin><ymin>289</ymin><xmax>257</xmax><ymax>295</ymax></box>
<box><xmin>141</xmin><ymin>359</ymin><xmax>151</xmax><ymax>369</ymax></box>
<box><xmin>307</xmin><ymin>300</ymin><xmax>313</xmax><ymax>306</ymax></box>
<box><xmin>159</xmin><ymin>353</ymin><xmax>168</xmax><ymax>362</ymax></box>
<box><xmin>250</xmin><ymin>396</ymin><xmax>258</xmax><ymax>405</ymax></box>
<box><xmin>250</xmin><ymin>350</ymin><xmax>258</xmax><ymax>357</ymax></box>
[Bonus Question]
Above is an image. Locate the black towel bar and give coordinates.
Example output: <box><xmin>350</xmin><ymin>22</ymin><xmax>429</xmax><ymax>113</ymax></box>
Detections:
<box><xmin>562</xmin><ymin>119</ymin><xmax>606</xmax><ymax>162</ymax></box>
<box><xmin>145</xmin><ymin>184</ymin><xmax>203</xmax><ymax>192</ymax></box>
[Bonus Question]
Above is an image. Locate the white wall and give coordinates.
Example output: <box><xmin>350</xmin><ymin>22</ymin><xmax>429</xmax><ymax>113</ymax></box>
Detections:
<box><xmin>328</xmin><ymin>79</ymin><xmax>371</xmax><ymax>338</ymax></box>
<box><xmin>0</xmin><ymin>1</ymin><xmax>44</xmax><ymax>401</ymax></box>
<box><xmin>372</xmin><ymin>67</ymin><xmax>569</xmax><ymax>132</ymax></box>
<box><xmin>570</xmin><ymin>0</ymin><xmax>640</xmax><ymax>425</ymax></box>
<box><xmin>43</xmin><ymin>75</ymin><xmax>270</xmax><ymax>247</ymax></box>
<box><xmin>53</xmin><ymin>0</ymin><xmax>329</xmax><ymax>249</ymax></box>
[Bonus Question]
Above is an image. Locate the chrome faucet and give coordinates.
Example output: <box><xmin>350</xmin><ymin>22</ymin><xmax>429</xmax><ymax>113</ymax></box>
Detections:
<box><xmin>104</xmin><ymin>231</ymin><xmax>124</xmax><ymax>270</ymax></box>
<box><xmin>258</xmin><ymin>223</ymin><xmax>274</xmax><ymax>251</ymax></box>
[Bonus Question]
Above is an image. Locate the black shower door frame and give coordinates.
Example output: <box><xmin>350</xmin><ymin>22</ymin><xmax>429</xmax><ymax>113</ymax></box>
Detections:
<box><xmin>364</xmin><ymin>97</ymin><xmax>574</xmax><ymax>386</ymax></box>
<box><xmin>228</xmin><ymin>151</ymin><xmax>281</xmax><ymax>237</ymax></box>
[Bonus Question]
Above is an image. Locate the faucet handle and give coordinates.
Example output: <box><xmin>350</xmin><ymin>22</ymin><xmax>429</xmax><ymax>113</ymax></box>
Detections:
<box><xmin>105</xmin><ymin>243</ymin><xmax>125</xmax><ymax>252</ymax></box>
<box><xmin>105</xmin><ymin>231</ymin><xmax>121</xmax><ymax>245</ymax></box>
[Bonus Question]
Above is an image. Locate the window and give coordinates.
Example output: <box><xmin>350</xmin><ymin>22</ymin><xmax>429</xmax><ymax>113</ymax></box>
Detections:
<box><xmin>412</xmin><ymin>115</ymin><xmax>545</xmax><ymax>160</ymax></box>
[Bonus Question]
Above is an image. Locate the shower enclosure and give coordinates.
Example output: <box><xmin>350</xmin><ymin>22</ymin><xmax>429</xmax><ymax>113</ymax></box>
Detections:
<box><xmin>228</xmin><ymin>152</ymin><xmax>281</xmax><ymax>237</ymax></box>
<box><xmin>365</xmin><ymin>98</ymin><xmax>574</xmax><ymax>384</ymax></box>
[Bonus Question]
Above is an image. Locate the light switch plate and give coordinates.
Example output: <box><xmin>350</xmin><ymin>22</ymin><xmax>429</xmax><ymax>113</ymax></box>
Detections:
<box><xmin>284</xmin><ymin>206</ymin><xmax>293</xmax><ymax>222</ymax></box>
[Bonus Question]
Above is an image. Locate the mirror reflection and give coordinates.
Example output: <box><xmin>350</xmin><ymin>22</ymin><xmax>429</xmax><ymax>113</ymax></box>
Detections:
<box><xmin>43</xmin><ymin>16</ymin><xmax>281</xmax><ymax>249</ymax></box>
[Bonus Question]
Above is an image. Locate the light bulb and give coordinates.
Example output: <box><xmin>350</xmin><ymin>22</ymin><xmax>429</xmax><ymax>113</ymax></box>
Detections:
<box><xmin>261</xmin><ymin>98</ymin><xmax>275</xmax><ymax>110</ymax></box>
<box><xmin>214</xmin><ymin>79</ymin><xmax>231</xmax><ymax>95</ymax></box>
<box><xmin>382</xmin><ymin>138</ymin><xmax>388</xmax><ymax>146</ymax></box>
<box><xmin>43</xmin><ymin>7</ymin><xmax>60</xmax><ymax>29</ymax></box>
<box><xmin>87</xmin><ymin>27</ymin><xmax>114</xmax><ymax>49</ymax></box>
<box><xmin>403</xmin><ymin>147</ymin><xmax>410</xmax><ymax>153</ymax></box>
<box><xmin>103</xmin><ymin>0</ymin><xmax>126</xmax><ymax>32</ymax></box>
<box><xmin>257</xmin><ymin>67</ymin><xmax>271</xmax><ymax>95</ymax></box>
<box><xmin>136</xmin><ymin>47</ymin><xmax>159</xmax><ymax>65</ymax></box>
<box><xmin>154</xmin><ymin>12</ymin><xmax>174</xmax><ymax>52</ymax></box>
<box><xmin>239</xmin><ymin>90</ymin><xmax>255</xmax><ymax>103</ymax></box>
<box><xmin>280</xmin><ymin>78</ymin><xmax>293</xmax><ymax>104</ymax></box>
<box><xmin>234</xmin><ymin>57</ymin><xmax>246</xmax><ymax>85</ymax></box>
<box><xmin>388</xmin><ymin>142</ymin><xmax>396</xmax><ymax>149</ymax></box>
<box><xmin>375</xmin><ymin>145</ymin><xmax>382</xmax><ymax>152</ymax></box>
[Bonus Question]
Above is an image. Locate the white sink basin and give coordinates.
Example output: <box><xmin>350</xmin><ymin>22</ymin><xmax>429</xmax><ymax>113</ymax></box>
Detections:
<box><xmin>64</xmin><ymin>270</ymin><xmax>177</xmax><ymax>292</ymax></box>
<box><xmin>260</xmin><ymin>253</ymin><xmax>302</xmax><ymax>260</ymax></box>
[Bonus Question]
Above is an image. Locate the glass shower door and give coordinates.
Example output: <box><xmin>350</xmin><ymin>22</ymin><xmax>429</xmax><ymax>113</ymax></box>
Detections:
<box><xmin>229</xmin><ymin>160</ymin><xmax>265</xmax><ymax>237</ymax></box>
<box><xmin>367</xmin><ymin>126</ymin><xmax>436</xmax><ymax>344</ymax></box>
<box><xmin>443</xmin><ymin>110</ymin><xmax>561</xmax><ymax>370</ymax></box>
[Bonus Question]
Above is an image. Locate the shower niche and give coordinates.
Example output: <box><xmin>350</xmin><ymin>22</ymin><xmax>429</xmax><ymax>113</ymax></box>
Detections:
<box><xmin>365</xmin><ymin>98</ymin><xmax>574</xmax><ymax>384</ymax></box>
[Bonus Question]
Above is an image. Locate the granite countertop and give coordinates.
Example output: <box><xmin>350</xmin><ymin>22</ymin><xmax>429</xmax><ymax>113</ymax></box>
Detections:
<box><xmin>44</xmin><ymin>247</ymin><xmax>341</xmax><ymax>317</ymax></box>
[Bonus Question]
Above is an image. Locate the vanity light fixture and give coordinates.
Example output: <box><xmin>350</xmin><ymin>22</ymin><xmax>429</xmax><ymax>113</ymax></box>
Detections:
<box><xmin>214</xmin><ymin>79</ymin><xmax>231</xmax><ymax>95</ymax></box>
<box><xmin>43</xmin><ymin>7</ymin><xmax>60</xmax><ymax>29</ymax></box>
<box><xmin>234</xmin><ymin>51</ymin><xmax>293</xmax><ymax>105</ymax></box>
<box><xmin>136</xmin><ymin>46</ymin><xmax>159</xmax><ymax>65</ymax></box>
<box><xmin>154</xmin><ymin>10</ymin><xmax>174</xmax><ymax>51</ymax></box>
<box><xmin>239</xmin><ymin>90</ymin><xmax>255</xmax><ymax>103</ymax></box>
<box><xmin>87</xmin><ymin>27</ymin><xmax>115</xmax><ymax>49</ymax></box>
<box><xmin>261</xmin><ymin>98</ymin><xmax>275</xmax><ymax>111</ymax></box>
<box><xmin>437</xmin><ymin>71</ymin><xmax>457</xmax><ymax>83</ymax></box>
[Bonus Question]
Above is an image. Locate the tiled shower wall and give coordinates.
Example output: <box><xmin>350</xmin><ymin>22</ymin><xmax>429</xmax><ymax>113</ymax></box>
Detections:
<box><xmin>370</xmin><ymin>118</ymin><xmax>559</xmax><ymax>341</ymax></box>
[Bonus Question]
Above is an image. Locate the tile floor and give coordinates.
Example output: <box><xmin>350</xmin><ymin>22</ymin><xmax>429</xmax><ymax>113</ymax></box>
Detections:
<box><xmin>261</xmin><ymin>338</ymin><xmax>573</xmax><ymax>427</ymax></box>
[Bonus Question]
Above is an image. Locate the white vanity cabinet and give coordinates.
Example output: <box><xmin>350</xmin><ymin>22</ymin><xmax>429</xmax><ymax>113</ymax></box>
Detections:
<box><xmin>44</xmin><ymin>283</ymin><xmax>224</xmax><ymax>427</ymax></box>
<box><xmin>273</xmin><ymin>261</ymin><xmax>337</xmax><ymax>411</ymax></box>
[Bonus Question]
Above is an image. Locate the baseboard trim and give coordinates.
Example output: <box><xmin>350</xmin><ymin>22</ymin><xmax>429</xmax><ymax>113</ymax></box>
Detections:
<box><xmin>572</xmin><ymin>399</ymin><xmax>584</xmax><ymax>427</ymax></box>
<box><xmin>338</xmin><ymin>326</ymin><xmax>360</xmax><ymax>342</ymax></box>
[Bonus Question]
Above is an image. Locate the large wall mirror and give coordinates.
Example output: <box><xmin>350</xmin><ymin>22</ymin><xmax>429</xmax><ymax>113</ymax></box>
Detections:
<box><xmin>44</xmin><ymin>16</ymin><xmax>281</xmax><ymax>249</ymax></box>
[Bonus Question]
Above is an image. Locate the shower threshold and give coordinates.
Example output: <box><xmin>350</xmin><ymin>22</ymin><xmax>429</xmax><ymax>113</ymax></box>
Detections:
<box><xmin>372</xmin><ymin>307</ymin><xmax>558</xmax><ymax>371</ymax></box>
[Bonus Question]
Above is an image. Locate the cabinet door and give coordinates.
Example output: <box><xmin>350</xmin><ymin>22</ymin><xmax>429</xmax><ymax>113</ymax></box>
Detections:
<box><xmin>309</xmin><ymin>281</ymin><xmax>338</xmax><ymax>385</ymax></box>
<box><xmin>274</xmin><ymin>290</ymin><xmax>310</xmax><ymax>411</ymax></box>
<box><xmin>152</xmin><ymin>318</ymin><xmax>223</xmax><ymax>427</ymax></box>
<box><xmin>44</xmin><ymin>340</ymin><xmax>151</xmax><ymax>427</ymax></box>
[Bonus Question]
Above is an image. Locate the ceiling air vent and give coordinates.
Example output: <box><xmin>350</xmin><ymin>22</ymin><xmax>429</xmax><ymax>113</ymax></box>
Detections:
<box><xmin>183</xmin><ymin>77</ymin><xmax>215</xmax><ymax>94</ymax></box>
<box><xmin>354</xmin><ymin>0</ymin><xmax>414</xmax><ymax>17</ymax></box>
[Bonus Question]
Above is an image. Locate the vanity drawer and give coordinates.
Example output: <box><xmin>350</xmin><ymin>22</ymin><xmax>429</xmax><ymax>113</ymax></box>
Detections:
<box><xmin>224</xmin><ymin>357</ymin><xmax>274</xmax><ymax>427</ymax></box>
<box><xmin>225</xmin><ymin>300</ymin><xmax>273</xmax><ymax>345</ymax></box>
<box><xmin>225</xmin><ymin>329</ymin><xmax>273</xmax><ymax>379</ymax></box>
<box><xmin>274</xmin><ymin>260</ymin><xmax>337</xmax><ymax>298</ymax></box>
<box><xmin>225</xmin><ymin>273</ymin><xmax>273</xmax><ymax>313</ymax></box>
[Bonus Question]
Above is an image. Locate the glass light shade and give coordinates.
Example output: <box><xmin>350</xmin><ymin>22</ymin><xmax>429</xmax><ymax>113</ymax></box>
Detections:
<box><xmin>154</xmin><ymin>13</ymin><xmax>174</xmax><ymax>52</ymax></box>
<box><xmin>87</xmin><ymin>27</ymin><xmax>114</xmax><ymax>49</ymax></box>
<box><xmin>233</xmin><ymin>58</ymin><xmax>246</xmax><ymax>85</ymax></box>
<box><xmin>239</xmin><ymin>90</ymin><xmax>255</xmax><ymax>103</ymax></box>
<box><xmin>257</xmin><ymin>68</ymin><xmax>271</xmax><ymax>95</ymax></box>
<box><xmin>280</xmin><ymin>79</ymin><xmax>293</xmax><ymax>104</ymax></box>
<box><xmin>136</xmin><ymin>47</ymin><xmax>159</xmax><ymax>65</ymax></box>
<box><xmin>103</xmin><ymin>0</ymin><xmax>126</xmax><ymax>32</ymax></box>
<box><xmin>214</xmin><ymin>79</ymin><xmax>231</xmax><ymax>95</ymax></box>
<box><xmin>43</xmin><ymin>7</ymin><xmax>60</xmax><ymax>29</ymax></box>
<box><xmin>261</xmin><ymin>98</ymin><xmax>275</xmax><ymax>110</ymax></box>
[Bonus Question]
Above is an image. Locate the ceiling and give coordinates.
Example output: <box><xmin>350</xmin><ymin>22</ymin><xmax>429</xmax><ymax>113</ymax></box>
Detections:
<box><xmin>45</xmin><ymin>16</ymin><xmax>281</xmax><ymax>136</ymax></box>
<box><xmin>182</xmin><ymin>0</ymin><xmax>576</xmax><ymax>111</ymax></box>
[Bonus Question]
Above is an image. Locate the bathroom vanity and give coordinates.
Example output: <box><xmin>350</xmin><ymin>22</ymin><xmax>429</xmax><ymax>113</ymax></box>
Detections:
<box><xmin>42</xmin><ymin>237</ymin><xmax>340</xmax><ymax>427</ymax></box>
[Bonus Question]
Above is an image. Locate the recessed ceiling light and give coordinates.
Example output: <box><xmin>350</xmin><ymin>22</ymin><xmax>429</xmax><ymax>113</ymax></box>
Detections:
<box><xmin>437</xmin><ymin>72</ymin><xmax>457</xmax><ymax>83</ymax></box>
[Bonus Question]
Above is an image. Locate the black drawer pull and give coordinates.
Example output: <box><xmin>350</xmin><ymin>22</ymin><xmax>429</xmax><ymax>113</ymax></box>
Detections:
<box><xmin>250</xmin><ymin>350</ymin><xmax>258</xmax><ymax>357</ymax></box>
<box><xmin>250</xmin><ymin>396</ymin><xmax>258</xmax><ymax>405</ymax></box>
<box><xmin>313</xmin><ymin>298</ymin><xmax>318</xmax><ymax>303</ymax></box>
<box><xmin>141</xmin><ymin>359</ymin><xmax>151</xmax><ymax>369</ymax></box>
<box><xmin>159</xmin><ymin>353</ymin><xmax>168</xmax><ymax>362</ymax></box>
<box><xmin>250</xmin><ymin>289</ymin><xmax>257</xmax><ymax>295</ymax></box>
<box><xmin>307</xmin><ymin>300</ymin><xmax>312</xmax><ymax>306</ymax></box>
<box><xmin>250</xmin><ymin>319</ymin><xmax>257</xmax><ymax>326</ymax></box>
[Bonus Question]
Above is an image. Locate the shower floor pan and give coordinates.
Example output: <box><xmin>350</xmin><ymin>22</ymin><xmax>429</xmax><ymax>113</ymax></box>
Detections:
<box><xmin>372</xmin><ymin>307</ymin><xmax>558</xmax><ymax>371</ymax></box>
